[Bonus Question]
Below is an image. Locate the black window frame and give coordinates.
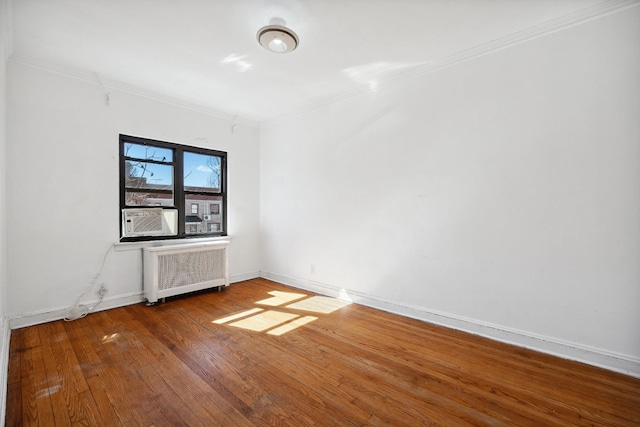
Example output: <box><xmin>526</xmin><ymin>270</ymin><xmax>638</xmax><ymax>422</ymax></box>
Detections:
<box><xmin>119</xmin><ymin>134</ymin><xmax>227</xmax><ymax>242</ymax></box>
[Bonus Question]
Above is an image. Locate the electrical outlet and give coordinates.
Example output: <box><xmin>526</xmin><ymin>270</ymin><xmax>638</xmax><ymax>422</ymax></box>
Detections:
<box><xmin>310</xmin><ymin>264</ymin><xmax>315</xmax><ymax>275</ymax></box>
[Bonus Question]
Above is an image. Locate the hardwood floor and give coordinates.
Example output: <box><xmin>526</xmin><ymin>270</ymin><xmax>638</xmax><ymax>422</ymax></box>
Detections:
<box><xmin>5</xmin><ymin>278</ymin><xmax>640</xmax><ymax>426</ymax></box>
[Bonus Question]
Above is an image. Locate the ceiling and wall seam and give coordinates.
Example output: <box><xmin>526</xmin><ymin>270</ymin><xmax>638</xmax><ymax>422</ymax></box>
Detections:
<box><xmin>262</xmin><ymin>0</ymin><xmax>640</xmax><ymax>126</ymax></box>
<box><xmin>6</xmin><ymin>0</ymin><xmax>638</xmax><ymax>129</ymax></box>
<box><xmin>8</xmin><ymin>52</ymin><xmax>260</xmax><ymax>129</ymax></box>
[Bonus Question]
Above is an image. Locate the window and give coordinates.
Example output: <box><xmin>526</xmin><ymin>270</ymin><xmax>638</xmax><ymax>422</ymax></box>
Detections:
<box><xmin>120</xmin><ymin>134</ymin><xmax>227</xmax><ymax>241</ymax></box>
<box><xmin>210</xmin><ymin>203</ymin><xmax>220</xmax><ymax>215</ymax></box>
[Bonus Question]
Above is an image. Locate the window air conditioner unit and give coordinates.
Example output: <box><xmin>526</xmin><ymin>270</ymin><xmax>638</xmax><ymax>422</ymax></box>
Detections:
<box><xmin>203</xmin><ymin>214</ymin><xmax>211</xmax><ymax>221</ymax></box>
<box><xmin>122</xmin><ymin>208</ymin><xmax>178</xmax><ymax>238</ymax></box>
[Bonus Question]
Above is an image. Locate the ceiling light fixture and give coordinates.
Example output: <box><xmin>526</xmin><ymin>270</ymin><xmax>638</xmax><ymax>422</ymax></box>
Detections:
<box><xmin>257</xmin><ymin>24</ymin><xmax>299</xmax><ymax>54</ymax></box>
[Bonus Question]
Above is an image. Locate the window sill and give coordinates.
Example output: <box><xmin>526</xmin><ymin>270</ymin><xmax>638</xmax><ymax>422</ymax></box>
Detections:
<box><xmin>114</xmin><ymin>235</ymin><xmax>232</xmax><ymax>252</ymax></box>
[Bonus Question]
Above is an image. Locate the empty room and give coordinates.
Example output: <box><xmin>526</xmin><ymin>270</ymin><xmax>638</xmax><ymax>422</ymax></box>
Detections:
<box><xmin>0</xmin><ymin>0</ymin><xmax>639</xmax><ymax>425</ymax></box>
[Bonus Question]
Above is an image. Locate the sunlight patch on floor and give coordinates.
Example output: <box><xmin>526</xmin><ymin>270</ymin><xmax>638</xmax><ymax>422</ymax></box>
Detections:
<box><xmin>255</xmin><ymin>290</ymin><xmax>307</xmax><ymax>306</ymax></box>
<box><xmin>338</xmin><ymin>288</ymin><xmax>353</xmax><ymax>302</ymax></box>
<box><xmin>286</xmin><ymin>296</ymin><xmax>351</xmax><ymax>314</ymax></box>
<box><xmin>213</xmin><ymin>290</ymin><xmax>352</xmax><ymax>335</ymax></box>
<box><xmin>267</xmin><ymin>316</ymin><xmax>318</xmax><ymax>336</ymax></box>
<box><xmin>229</xmin><ymin>310</ymin><xmax>299</xmax><ymax>332</ymax></box>
<box><xmin>213</xmin><ymin>307</ymin><xmax>264</xmax><ymax>324</ymax></box>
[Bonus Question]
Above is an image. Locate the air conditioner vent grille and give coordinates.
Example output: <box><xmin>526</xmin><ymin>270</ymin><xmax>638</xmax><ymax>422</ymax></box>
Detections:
<box><xmin>122</xmin><ymin>208</ymin><xmax>178</xmax><ymax>238</ymax></box>
<box><xmin>133</xmin><ymin>212</ymin><xmax>163</xmax><ymax>233</ymax></box>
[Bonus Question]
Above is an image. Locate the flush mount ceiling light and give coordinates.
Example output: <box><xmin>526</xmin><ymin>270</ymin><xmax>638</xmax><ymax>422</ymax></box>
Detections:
<box><xmin>257</xmin><ymin>24</ymin><xmax>299</xmax><ymax>54</ymax></box>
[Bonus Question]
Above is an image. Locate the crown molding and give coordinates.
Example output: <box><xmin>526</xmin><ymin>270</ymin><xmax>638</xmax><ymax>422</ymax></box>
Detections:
<box><xmin>263</xmin><ymin>0</ymin><xmax>640</xmax><ymax>126</ymax></box>
<box><xmin>97</xmin><ymin>77</ymin><xmax>259</xmax><ymax>128</ymax></box>
<box><xmin>8</xmin><ymin>52</ymin><xmax>259</xmax><ymax>128</ymax></box>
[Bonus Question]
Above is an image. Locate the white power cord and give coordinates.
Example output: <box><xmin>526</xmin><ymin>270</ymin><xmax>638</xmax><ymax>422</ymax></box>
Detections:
<box><xmin>64</xmin><ymin>243</ymin><xmax>115</xmax><ymax>321</ymax></box>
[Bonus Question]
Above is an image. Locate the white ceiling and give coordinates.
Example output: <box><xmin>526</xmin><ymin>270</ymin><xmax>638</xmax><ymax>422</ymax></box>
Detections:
<box><xmin>9</xmin><ymin>0</ymin><xmax>617</xmax><ymax>123</ymax></box>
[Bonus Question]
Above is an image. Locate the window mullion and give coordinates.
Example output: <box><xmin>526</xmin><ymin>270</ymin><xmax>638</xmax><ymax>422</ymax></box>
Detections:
<box><xmin>221</xmin><ymin>156</ymin><xmax>227</xmax><ymax>235</ymax></box>
<box><xmin>175</xmin><ymin>148</ymin><xmax>185</xmax><ymax>236</ymax></box>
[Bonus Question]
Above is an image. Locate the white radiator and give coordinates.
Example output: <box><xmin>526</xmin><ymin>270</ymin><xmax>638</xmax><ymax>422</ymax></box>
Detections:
<box><xmin>143</xmin><ymin>241</ymin><xmax>229</xmax><ymax>304</ymax></box>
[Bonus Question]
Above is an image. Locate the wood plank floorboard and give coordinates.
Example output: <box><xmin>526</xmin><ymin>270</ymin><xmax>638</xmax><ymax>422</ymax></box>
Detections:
<box><xmin>5</xmin><ymin>278</ymin><xmax>640</xmax><ymax>426</ymax></box>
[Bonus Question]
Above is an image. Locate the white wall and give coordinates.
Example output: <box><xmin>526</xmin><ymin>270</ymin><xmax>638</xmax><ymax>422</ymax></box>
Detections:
<box><xmin>0</xmin><ymin>0</ymin><xmax>11</xmax><ymax>420</ymax></box>
<box><xmin>260</xmin><ymin>8</ymin><xmax>640</xmax><ymax>374</ymax></box>
<box><xmin>6</xmin><ymin>61</ymin><xmax>261</xmax><ymax>323</ymax></box>
<box><xmin>0</xmin><ymin>0</ymin><xmax>9</xmax><ymax>322</ymax></box>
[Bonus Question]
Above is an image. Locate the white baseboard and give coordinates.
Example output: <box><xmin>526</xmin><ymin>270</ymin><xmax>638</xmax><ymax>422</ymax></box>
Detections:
<box><xmin>260</xmin><ymin>271</ymin><xmax>640</xmax><ymax>378</ymax></box>
<box><xmin>230</xmin><ymin>271</ymin><xmax>260</xmax><ymax>283</ymax></box>
<box><xmin>9</xmin><ymin>270</ymin><xmax>638</xmax><ymax>378</ymax></box>
<box><xmin>0</xmin><ymin>316</ymin><xmax>11</xmax><ymax>427</ymax></box>
<box><xmin>7</xmin><ymin>271</ymin><xmax>260</xmax><ymax>330</ymax></box>
<box><xmin>9</xmin><ymin>292</ymin><xmax>144</xmax><ymax>329</ymax></box>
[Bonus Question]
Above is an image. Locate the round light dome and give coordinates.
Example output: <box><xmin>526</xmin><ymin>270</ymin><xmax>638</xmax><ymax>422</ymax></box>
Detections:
<box><xmin>257</xmin><ymin>25</ymin><xmax>299</xmax><ymax>54</ymax></box>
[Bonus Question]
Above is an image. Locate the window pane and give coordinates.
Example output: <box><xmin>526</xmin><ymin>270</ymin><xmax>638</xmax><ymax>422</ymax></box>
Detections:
<box><xmin>124</xmin><ymin>143</ymin><xmax>173</xmax><ymax>162</ymax></box>
<box><xmin>185</xmin><ymin>195</ymin><xmax>223</xmax><ymax>234</ymax></box>
<box><xmin>184</xmin><ymin>152</ymin><xmax>222</xmax><ymax>191</ymax></box>
<box><xmin>125</xmin><ymin>161</ymin><xmax>173</xmax><ymax>190</ymax></box>
<box><xmin>125</xmin><ymin>192</ymin><xmax>174</xmax><ymax>207</ymax></box>
<box><xmin>120</xmin><ymin>135</ymin><xmax>227</xmax><ymax>241</ymax></box>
